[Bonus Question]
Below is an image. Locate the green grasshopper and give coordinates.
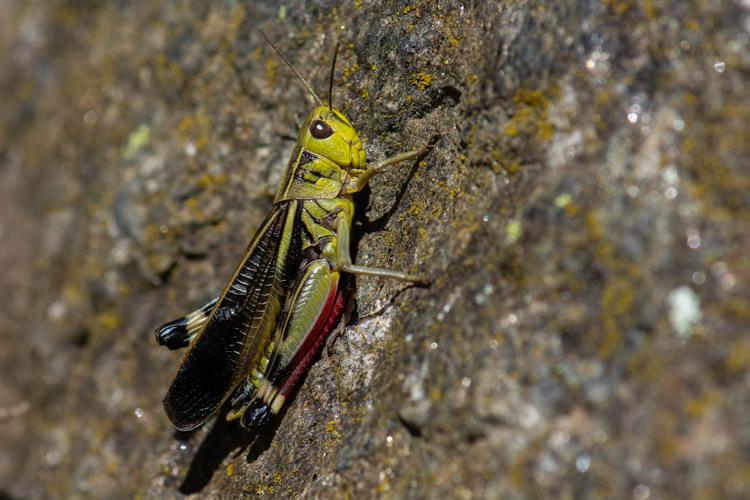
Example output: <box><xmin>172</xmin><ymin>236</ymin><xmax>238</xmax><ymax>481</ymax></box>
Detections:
<box><xmin>154</xmin><ymin>33</ymin><xmax>431</xmax><ymax>431</ymax></box>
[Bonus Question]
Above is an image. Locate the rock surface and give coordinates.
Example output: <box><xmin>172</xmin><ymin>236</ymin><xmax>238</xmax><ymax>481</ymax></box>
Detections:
<box><xmin>1</xmin><ymin>1</ymin><xmax>749</xmax><ymax>498</ymax></box>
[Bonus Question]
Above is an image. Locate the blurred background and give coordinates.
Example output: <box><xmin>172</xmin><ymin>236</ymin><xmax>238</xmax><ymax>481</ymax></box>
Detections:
<box><xmin>1</xmin><ymin>1</ymin><xmax>749</xmax><ymax>498</ymax></box>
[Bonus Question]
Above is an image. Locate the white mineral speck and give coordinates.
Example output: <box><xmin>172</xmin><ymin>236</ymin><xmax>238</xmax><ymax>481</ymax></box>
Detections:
<box><xmin>668</xmin><ymin>286</ymin><xmax>701</xmax><ymax>338</ymax></box>
<box><xmin>575</xmin><ymin>454</ymin><xmax>591</xmax><ymax>473</ymax></box>
<box><xmin>47</xmin><ymin>300</ymin><xmax>68</xmax><ymax>320</ymax></box>
<box><xmin>633</xmin><ymin>484</ymin><xmax>651</xmax><ymax>500</ymax></box>
<box><xmin>686</xmin><ymin>228</ymin><xmax>701</xmax><ymax>249</ymax></box>
<box><xmin>662</xmin><ymin>165</ymin><xmax>679</xmax><ymax>184</ymax></box>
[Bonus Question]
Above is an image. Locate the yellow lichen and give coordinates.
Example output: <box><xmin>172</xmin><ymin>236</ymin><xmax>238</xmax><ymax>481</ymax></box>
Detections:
<box><xmin>410</xmin><ymin>71</ymin><xmax>434</xmax><ymax>91</ymax></box>
<box><xmin>122</xmin><ymin>124</ymin><xmax>150</xmax><ymax>160</ymax></box>
<box><xmin>176</xmin><ymin>112</ymin><xmax>213</xmax><ymax>151</ymax></box>
<box><xmin>326</xmin><ymin>419</ymin><xmax>338</xmax><ymax>434</ymax></box>
<box><xmin>506</xmin><ymin>219</ymin><xmax>522</xmax><ymax>244</ymax></box>
<box><xmin>504</xmin><ymin>89</ymin><xmax>554</xmax><ymax>142</ymax></box>
<box><xmin>724</xmin><ymin>340</ymin><xmax>750</xmax><ymax>376</ymax></box>
<box><xmin>198</xmin><ymin>173</ymin><xmax>227</xmax><ymax>190</ymax></box>
<box><xmin>342</xmin><ymin>63</ymin><xmax>360</xmax><ymax>81</ymax></box>
<box><xmin>94</xmin><ymin>311</ymin><xmax>121</xmax><ymax>330</ymax></box>
<box><xmin>603</xmin><ymin>0</ymin><xmax>634</xmax><ymax>15</ymax></box>
<box><xmin>266</xmin><ymin>57</ymin><xmax>277</xmax><ymax>88</ymax></box>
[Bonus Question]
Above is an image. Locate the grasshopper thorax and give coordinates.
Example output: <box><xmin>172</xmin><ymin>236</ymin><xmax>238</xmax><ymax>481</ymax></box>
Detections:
<box><xmin>299</xmin><ymin>106</ymin><xmax>365</xmax><ymax>171</ymax></box>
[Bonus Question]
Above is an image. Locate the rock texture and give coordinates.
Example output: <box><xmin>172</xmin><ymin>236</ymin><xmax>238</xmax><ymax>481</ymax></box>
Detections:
<box><xmin>1</xmin><ymin>1</ymin><xmax>749</xmax><ymax>498</ymax></box>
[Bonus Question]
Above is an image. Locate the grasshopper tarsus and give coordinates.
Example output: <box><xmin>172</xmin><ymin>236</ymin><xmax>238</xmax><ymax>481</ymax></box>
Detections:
<box><xmin>412</xmin><ymin>275</ymin><xmax>432</xmax><ymax>287</ymax></box>
<box><xmin>324</xmin><ymin>320</ymin><xmax>348</xmax><ymax>356</ymax></box>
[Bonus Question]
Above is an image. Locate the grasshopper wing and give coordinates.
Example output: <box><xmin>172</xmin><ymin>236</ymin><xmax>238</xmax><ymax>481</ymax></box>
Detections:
<box><xmin>163</xmin><ymin>201</ymin><xmax>302</xmax><ymax>431</ymax></box>
<box><xmin>231</xmin><ymin>259</ymin><xmax>346</xmax><ymax>426</ymax></box>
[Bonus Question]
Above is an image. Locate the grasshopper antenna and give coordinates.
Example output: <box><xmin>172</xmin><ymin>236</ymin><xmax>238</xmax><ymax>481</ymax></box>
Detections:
<box><xmin>259</xmin><ymin>30</ymin><xmax>324</xmax><ymax>107</ymax></box>
<box><xmin>328</xmin><ymin>43</ymin><xmax>339</xmax><ymax>111</ymax></box>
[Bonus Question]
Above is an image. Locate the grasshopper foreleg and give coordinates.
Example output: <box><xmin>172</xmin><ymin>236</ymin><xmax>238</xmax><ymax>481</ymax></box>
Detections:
<box><xmin>347</xmin><ymin>144</ymin><xmax>431</xmax><ymax>193</ymax></box>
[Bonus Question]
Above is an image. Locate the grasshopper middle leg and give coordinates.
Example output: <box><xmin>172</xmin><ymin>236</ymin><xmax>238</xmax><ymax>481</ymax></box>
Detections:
<box><xmin>334</xmin><ymin>215</ymin><xmax>429</xmax><ymax>285</ymax></box>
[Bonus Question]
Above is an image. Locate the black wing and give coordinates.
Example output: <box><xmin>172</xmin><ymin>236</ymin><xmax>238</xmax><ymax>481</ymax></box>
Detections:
<box><xmin>163</xmin><ymin>201</ymin><xmax>302</xmax><ymax>430</ymax></box>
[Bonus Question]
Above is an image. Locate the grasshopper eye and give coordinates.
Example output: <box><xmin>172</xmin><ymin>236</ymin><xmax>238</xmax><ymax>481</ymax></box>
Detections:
<box><xmin>310</xmin><ymin>120</ymin><xmax>334</xmax><ymax>139</ymax></box>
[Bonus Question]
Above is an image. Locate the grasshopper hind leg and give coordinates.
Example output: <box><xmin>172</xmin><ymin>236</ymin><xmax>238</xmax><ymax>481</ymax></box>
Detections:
<box><xmin>154</xmin><ymin>297</ymin><xmax>218</xmax><ymax>350</ymax></box>
<box><xmin>241</xmin><ymin>400</ymin><xmax>274</xmax><ymax>427</ymax></box>
<box><xmin>226</xmin><ymin>380</ymin><xmax>273</xmax><ymax>427</ymax></box>
<box><xmin>227</xmin><ymin>386</ymin><xmax>274</xmax><ymax>427</ymax></box>
<box><xmin>228</xmin><ymin>260</ymin><xmax>346</xmax><ymax>427</ymax></box>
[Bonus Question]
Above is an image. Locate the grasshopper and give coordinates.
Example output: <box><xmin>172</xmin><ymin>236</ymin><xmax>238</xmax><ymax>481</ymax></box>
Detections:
<box><xmin>154</xmin><ymin>32</ymin><xmax>430</xmax><ymax>431</ymax></box>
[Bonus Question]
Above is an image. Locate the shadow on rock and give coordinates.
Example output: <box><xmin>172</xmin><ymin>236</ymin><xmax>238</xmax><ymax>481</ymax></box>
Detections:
<box><xmin>177</xmin><ymin>411</ymin><xmax>276</xmax><ymax>494</ymax></box>
<box><xmin>177</xmin><ymin>394</ymin><xmax>300</xmax><ymax>494</ymax></box>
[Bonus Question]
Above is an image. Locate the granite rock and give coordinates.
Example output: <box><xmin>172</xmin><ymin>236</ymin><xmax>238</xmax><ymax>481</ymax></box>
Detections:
<box><xmin>1</xmin><ymin>1</ymin><xmax>749</xmax><ymax>498</ymax></box>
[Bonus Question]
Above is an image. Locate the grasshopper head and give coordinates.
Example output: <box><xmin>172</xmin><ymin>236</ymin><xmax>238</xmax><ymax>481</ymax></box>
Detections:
<box><xmin>299</xmin><ymin>106</ymin><xmax>366</xmax><ymax>170</ymax></box>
